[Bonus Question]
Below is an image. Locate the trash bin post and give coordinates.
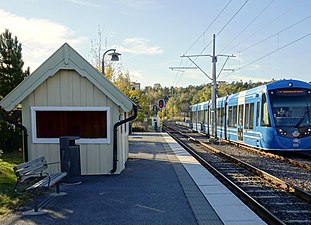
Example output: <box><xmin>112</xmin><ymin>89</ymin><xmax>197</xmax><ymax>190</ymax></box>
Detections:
<box><xmin>59</xmin><ymin>136</ymin><xmax>81</xmax><ymax>184</ymax></box>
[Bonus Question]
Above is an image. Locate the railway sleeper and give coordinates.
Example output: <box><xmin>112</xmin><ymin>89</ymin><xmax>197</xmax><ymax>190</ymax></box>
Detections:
<box><xmin>244</xmin><ymin>189</ymin><xmax>276</xmax><ymax>193</ymax></box>
<box><xmin>279</xmin><ymin>210</ymin><xmax>311</xmax><ymax>214</ymax></box>
<box><xmin>284</xmin><ymin>220</ymin><xmax>311</xmax><ymax>224</ymax></box>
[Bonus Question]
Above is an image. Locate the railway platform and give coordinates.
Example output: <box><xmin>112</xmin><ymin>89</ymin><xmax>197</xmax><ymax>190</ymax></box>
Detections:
<box><xmin>1</xmin><ymin>132</ymin><xmax>266</xmax><ymax>225</ymax></box>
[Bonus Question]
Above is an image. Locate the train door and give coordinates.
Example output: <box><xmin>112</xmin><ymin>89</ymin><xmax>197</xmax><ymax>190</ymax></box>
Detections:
<box><xmin>224</xmin><ymin>96</ymin><xmax>228</xmax><ymax>140</ymax></box>
<box><xmin>238</xmin><ymin>104</ymin><xmax>244</xmax><ymax>141</ymax></box>
<box><xmin>205</xmin><ymin>105</ymin><xmax>210</xmax><ymax>135</ymax></box>
<box><xmin>204</xmin><ymin>108</ymin><xmax>209</xmax><ymax>134</ymax></box>
<box><xmin>196</xmin><ymin>110</ymin><xmax>199</xmax><ymax>131</ymax></box>
<box><xmin>209</xmin><ymin>103</ymin><xmax>212</xmax><ymax>134</ymax></box>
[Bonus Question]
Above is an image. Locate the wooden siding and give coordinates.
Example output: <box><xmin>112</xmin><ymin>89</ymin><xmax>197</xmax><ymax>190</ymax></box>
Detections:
<box><xmin>22</xmin><ymin>69</ymin><xmax>125</xmax><ymax>175</ymax></box>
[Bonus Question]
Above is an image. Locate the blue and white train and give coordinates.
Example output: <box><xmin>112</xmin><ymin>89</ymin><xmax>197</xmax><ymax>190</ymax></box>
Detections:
<box><xmin>190</xmin><ymin>79</ymin><xmax>311</xmax><ymax>151</ymax></box>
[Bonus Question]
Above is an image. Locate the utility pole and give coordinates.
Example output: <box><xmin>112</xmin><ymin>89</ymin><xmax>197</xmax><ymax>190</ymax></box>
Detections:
<box><xmin>211</xmin><ymin>34</ymin><xmax>217</xmax><ymax>140</ymax></box>
<box><xmin>176</xmin><ymin>34</ymin><xmax>235</xmax><ymax>140</ymax></box>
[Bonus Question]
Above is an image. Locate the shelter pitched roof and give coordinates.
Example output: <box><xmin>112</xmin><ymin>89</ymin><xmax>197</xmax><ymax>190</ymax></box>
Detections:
<box><xmin>0</xmin><ymin>43</ymin><xmax>134</xmax><ymax>112</ymax></box>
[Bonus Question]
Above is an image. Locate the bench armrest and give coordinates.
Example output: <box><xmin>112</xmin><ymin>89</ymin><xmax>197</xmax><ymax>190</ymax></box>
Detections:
<box><xmin>45</xmin><ymin>161</ymin><xmax>61</xmax><ymax>166</ymax></box>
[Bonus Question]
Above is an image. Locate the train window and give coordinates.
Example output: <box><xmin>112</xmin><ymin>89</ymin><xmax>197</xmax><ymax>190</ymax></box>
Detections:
<box><xmin>244</xmin><ymin>104</ymin><xmax>250</xmax><ymax>129</ymax></box>
<box><xmin>232</xmin><ymin>106</ymin><xmax>237</xmax><ymax>127</ymax></box>
<box><xmin>198</xmin><ymin>110</ymin><xmax>204</xmax><ymax>123</ymax></box>
<box><xmin>209</xmin><ymin>107</ymin><xmax>213</xmax><ymax>128</ymax></box>
<box><xmin>228</xmin><ymin>106</ymin><xmax>233</xmax><ymax>127</ymax></box>
<box><xmin>208</xmin><ymin>107</ymin><xmax>211</xmax><ymax>126</ymax></box>
<box><xmin>220</xmin><ymin>107</ymin><xmax>225</xmax><ymax>126</ymax></box>
<box><xmin>256</xmin><ymin>101</ymin><xmax>260</xmax><ymax>127</ymax></box>
<box><xmin>204</xmin><ymin>109</ymin><xmax>208</xmax><ymax>123</ymax></box>
<box><xmin>217</xmin><ymin>108</ymin><xmax>221</xmax><ymax>126</ymax></box>
<box><xmin>238</xmin><ymin>104</ymin><xmax>244</xmax><ymax>128</ymax></box>
<box><xmin>191</xmin><ymin>111</ymin><xmax>197</xmax><ymax>123</ymax></box>
<box><xmin>269</xmin><ymin>88</ymin><xmax>311</xmax><ymax>129</ymax></box>
<box><xmin>249</xmin><ymin>103</ymin><xmax>254</xmax><ymax>129</ymax></box>
<box><xmin>261</xmin><ymin>94</ymin><xmax>271</xmax><ymax>127</ymax></box>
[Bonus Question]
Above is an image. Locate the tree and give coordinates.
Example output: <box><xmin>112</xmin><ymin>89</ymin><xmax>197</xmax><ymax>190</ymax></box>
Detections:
<box><xmin>89</xmin><ymin>25</ymin><xmax>106</xmax><ymax>72</ymax></box>
<box><xmin>0</xmin><ymin>29</ymin><xmax>29</xmax><ymax>153</ymax></box>
<box><xmin>0</xmin><ymin>29</ymin><xmax>29</xmax><ymax>98</ymax></box>
<box><xmin>89</xmin><ymin>26</ymin><xmax>119</xmax><ymax>81</ymax></box>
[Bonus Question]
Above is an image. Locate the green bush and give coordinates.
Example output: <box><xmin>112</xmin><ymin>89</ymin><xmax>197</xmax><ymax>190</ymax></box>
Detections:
<box><xmin>0</xmin><ymin>151</ymin><xmax>26</xmax><ymax>219</ymax></box>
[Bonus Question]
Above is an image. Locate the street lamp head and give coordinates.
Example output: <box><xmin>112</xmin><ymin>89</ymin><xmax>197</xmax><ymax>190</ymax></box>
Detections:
<box><xmin>108</xmin><ymin>52</ymin><xmax>121</xmax><ymax>61</ymax></box>
<box><xmin>102</xmin><ymin>48</ymin><xmax>122</xmax><ymax>75</ymax></box>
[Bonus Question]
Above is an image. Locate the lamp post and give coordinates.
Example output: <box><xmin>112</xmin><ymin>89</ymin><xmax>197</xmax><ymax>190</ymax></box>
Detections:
<box><xmin>101</xmin><ymin>48</ymin><xmax>121</xmax><ymax>75</ymax></box>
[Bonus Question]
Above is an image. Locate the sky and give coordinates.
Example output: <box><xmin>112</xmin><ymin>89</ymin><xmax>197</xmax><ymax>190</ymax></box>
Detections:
<box><xmin>1</xmin><ymin>0</ymin><xmax>311</xmax><ymax>88</ymax></box>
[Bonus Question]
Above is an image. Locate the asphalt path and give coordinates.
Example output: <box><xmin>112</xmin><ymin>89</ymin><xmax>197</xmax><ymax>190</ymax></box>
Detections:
<box><xmin>1</xmin><ymin>133</ymin><xmax>198</xmax><ymax>225</ymax></box>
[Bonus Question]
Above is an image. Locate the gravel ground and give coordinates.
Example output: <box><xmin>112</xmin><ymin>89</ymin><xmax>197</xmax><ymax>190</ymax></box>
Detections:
<box><xmin>211</xmin><ymin>143</ymin><xmax>311</xmax><ymax>192</ymax></box>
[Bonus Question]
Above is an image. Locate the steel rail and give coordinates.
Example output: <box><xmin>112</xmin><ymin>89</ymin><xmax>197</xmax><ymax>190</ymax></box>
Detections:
<box><xmin>165</xmin><ymin>123</ymin><xmax>311</xmax><ymax>204</ymax></box>
<box><xmin>163</xmin><ymin>126</ymin><xmax>285</xmax><ymax>225</ymax></box>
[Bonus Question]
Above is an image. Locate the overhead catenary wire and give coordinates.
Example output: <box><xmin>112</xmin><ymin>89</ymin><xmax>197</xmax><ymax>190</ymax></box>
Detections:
<box><xmin>225</xmin><ymin>0</ymin><xmax>303</xmax><ymax>53</ymax></box>
<box><xmin>172</xmin><ymin>57</ymin><xmax>185</xmax><ymax>86</ymax></box>
<box><xmin>236</xmin><ymin>14</ymin><xmax>311</xmax><ymax>54</ymax></box>
<box><xmin>216</xmin><ymin>0</ymin><xmax>249</xmax><ymax>36</ymax></box>
<box><xmin>219</xmin><ymin>2</ymin><xmax>311</xmax><ymax>81</ymax></box>
<box><xmin>178</xmin><ymin>0</ymin><xmax>249</xmax><ymax>84</ymax></box>
<box><xmin>174</xmin><ymin>0</ymin><xmax>234</xmax><ymax>86</ymax></box>
<box><xmin>174</xmin><ymin>0</ymin><xmax>309</xmax><ymax>86</ymax></box>
<box><xmin>196</xmin><ymin>0</ymin><xmax>250</xmax><ymax>60</ymax></box>
<box><xmin>220</xmin><ymin>0</ymin><xmax>274</xmax><ymax>54</ymax></box>
<box><xmin>183</xmin><ymin>0</ymin><xmax>233</xmax><ymax>56</ymax></box>
<box><xmin>221</xmin><ymin>31</ymin><xmax>311</xmax><ymax>80</ymax></box>
<box><xmin>217</xmin><ymin>56</ymin><xmax>230</xmax><ymax>79</ymax></box>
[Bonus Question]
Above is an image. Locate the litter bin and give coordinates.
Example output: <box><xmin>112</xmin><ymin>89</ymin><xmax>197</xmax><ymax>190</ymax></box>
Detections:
<box><xmin>59</xmin><ymin>136</ymin><xmax>81</xmax><ymax>184</ymax></box>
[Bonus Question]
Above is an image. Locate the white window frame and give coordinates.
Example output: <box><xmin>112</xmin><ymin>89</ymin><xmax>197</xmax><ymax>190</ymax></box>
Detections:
<box><xmin>31</xmin><ymin>106</ymin><xmax>111</xmax><ymax>144</ymax></box>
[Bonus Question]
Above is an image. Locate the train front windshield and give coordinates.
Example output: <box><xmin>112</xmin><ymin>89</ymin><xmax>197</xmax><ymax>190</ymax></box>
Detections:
<box><xmin>269</xmin><ymin>88</ymin><xmax>311</xmax><ymax>138</ymax></box>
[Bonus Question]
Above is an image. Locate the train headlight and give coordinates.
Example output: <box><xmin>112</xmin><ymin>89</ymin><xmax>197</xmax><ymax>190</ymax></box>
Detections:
<box><xmin>292</xmin><ymin>130</ymin><xmax>300</xmax><ymax>137</ymax></box>
<box><xmin>278</xmin><ymin>128</ymin><xmax>287</xmax><ymax>136</ymax></box>
<box><xmin>302</xmin><ymin>128</ymin><xmax>311</xmax><ymax>137</ymax></box>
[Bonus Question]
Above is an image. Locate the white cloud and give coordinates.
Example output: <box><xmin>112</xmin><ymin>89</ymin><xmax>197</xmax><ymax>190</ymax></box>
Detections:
<box><xmin>129</xmin><ymin>70</ymin><xmax>143</xmax><ymax>80</ymax></box>
<box><xmin>110</xmin><ymin>0</ymin><xmax>161</xmax><ymax>16</ymax></box>
<box><xmin>66</xmin><ymin>0</ymin><xmax>102</xmax><ymax>8</ymax></box>
<box><xmin>114</xmin><ymin>0</ymin><xmax>158</xmax><ymax>9</ymax></box>
<box><xmin>0</xmin><ymin>9</ymin><xmax>89</xmax><ymax>71</ymax></box>
<box><xmin>119</xmin><ymin>37</ymin><xmax>163</xmax><ymax>55</ymax></box>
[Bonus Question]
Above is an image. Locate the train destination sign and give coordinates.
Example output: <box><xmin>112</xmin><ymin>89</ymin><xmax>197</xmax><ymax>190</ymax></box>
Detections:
<box><xmin>275</xmin><ymin>89</ymin><xmax>307</xmax><ymax>96</ymax></box>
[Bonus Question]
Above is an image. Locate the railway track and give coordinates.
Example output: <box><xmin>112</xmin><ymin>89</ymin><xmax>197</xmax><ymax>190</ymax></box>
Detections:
<box><xmin>163</xmin><ymin>122</ymin><xmax>311</xmax><ymax>225</ymax></box>
<box><xmin>174</xmin><ymin>121</ymin><xmax>311</xmax><ymax>167</ymax></box>
<box><xmin>174</xmin><ymin>122</ymin><xmax>311</xmax><ymax>191</ymax></box>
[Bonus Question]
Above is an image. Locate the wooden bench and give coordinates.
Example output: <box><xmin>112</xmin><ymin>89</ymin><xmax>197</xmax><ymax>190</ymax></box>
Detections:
<box><xmin>13</xmin><ymin>156</ymin><xmax>67</xmax><ymax>215</ymax></box>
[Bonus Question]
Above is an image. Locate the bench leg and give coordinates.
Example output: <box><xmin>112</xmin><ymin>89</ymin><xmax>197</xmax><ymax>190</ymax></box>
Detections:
<box><xmin>22</xmin><ymin>192</ymin><xmax>46</xmax><ymax>216</ymax></box>
<box><xmin>34</xmin><ymin>193</ymin><xmax>39</xmax><ymax>212</ymax></box>
<box><xmin>56</xmin><ymin>183</ymin><xmax>60</xmax><ymax>194</ymax></box>
<box><xmin>50</xmin><ymin>183</ymin><xmax>67</xmax><ymax>197</ymax></box>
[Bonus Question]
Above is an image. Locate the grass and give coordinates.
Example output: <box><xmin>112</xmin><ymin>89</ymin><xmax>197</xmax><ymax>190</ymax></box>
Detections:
<box><xmin>0</xmin><ymin>151</ymin><xmax>29</xmax><ymax>220</ymax></box>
